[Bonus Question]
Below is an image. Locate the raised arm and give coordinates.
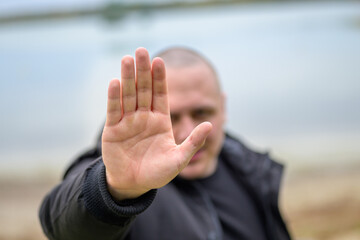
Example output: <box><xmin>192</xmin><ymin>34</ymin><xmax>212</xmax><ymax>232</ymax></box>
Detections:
<box><xmin>39</xmin><ymin>48</ymin><xmax>212</xmax><ymax>240</ymax></box>
<box><xmin>102</xmin><ymin>47</ymin><xmax>212</xmax><ymax>200</ymax></box>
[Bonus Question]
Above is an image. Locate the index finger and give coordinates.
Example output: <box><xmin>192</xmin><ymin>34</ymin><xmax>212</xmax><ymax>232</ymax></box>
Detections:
<box><xmin>152</xmin><ymin>57</ymin><xmax>169</xmax><ymax>114</ymax></box>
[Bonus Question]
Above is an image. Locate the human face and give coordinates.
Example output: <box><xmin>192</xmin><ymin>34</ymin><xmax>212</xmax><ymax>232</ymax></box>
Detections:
<box><xmin>167</xmin><ymin>62</ymin><xmax>226</xmax><ymax>180</ymax></box>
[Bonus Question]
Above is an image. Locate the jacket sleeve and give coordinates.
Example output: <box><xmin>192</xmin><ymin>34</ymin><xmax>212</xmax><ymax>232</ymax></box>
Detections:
<box><xmin>39</xmin><ymin>148</ymin><xmax>157</xmax><ymax>240</ymax></box>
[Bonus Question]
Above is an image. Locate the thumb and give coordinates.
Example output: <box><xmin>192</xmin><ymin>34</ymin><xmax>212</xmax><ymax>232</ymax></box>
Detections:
<box><xmin>178</xmin><ymin>122</ymin><xmax>213</xmax><ymax>163</ymax></box>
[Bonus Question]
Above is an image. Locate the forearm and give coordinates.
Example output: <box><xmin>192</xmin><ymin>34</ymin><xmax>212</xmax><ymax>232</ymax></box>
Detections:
<box><xmin>39</xmin><ymin>157</ymin><xmax>156</xmax><ymax>240</ymax></box>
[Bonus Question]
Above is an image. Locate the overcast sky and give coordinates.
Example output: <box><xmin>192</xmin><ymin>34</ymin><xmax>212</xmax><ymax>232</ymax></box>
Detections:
<box><xmin>1</xmin><ymin>0</ymin><xmax>359</xmax><ymax>177</ymax></box>
<box><xmin>0</xmin><ymin>0</ymin><xmax>104</xmax><ymax>15</ymax></box>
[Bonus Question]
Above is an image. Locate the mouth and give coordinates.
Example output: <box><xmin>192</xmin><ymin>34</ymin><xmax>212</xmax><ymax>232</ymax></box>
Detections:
<box><xmin>190</xmin><ymin>148</ymin><xmax>205</xmax><ymax>163</ymax></box>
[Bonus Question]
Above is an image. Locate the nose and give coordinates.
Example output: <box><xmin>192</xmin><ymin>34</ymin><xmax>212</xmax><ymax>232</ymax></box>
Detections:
<box><xmin>174</xmin><ymin>115</ymin><xmax>197</xmax><ymax>144</ymax></box>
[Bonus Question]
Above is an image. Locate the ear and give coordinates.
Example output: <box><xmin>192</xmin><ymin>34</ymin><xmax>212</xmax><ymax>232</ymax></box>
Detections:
<box><xmin>220</xmin><ymin>92</ymin><xmax>227</xmax><ymax>123</ymax></box>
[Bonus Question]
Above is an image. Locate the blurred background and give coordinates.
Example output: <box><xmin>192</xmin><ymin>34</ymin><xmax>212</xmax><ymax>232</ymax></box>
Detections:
<box><xmin>0</xmin><ymin>0</ymin><xmax>359</xmax><ymax>239</ymax></box>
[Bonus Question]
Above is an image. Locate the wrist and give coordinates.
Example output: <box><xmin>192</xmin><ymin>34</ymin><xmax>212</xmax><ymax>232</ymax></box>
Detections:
<box><xmin>107</xmin><ymin>184</ymin><xmax>149</xmax><ymax>201</ymax></box>
<box><xmin>105</xmin><ymin>171</ymin><xmax>149</xmax><ymax>201</ymax></box>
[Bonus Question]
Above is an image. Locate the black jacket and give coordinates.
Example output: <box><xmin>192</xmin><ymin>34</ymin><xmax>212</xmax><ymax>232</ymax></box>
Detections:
<box><xmin>39</xmin><ymin>134</ymin><xmax>291</xmax><ymax>240</ymax></box>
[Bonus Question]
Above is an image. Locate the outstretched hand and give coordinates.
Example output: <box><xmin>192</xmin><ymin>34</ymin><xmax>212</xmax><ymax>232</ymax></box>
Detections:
<box><xmin>102</xmin><ymin>48</ymin><xmax>212</xmax><ymax>200</ymax></box>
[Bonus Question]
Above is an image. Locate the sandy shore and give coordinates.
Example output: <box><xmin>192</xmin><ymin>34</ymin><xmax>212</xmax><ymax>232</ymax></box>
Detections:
<box><xmin>281</xmin><ymin>167</ymin><xmax>360</xmax><ymax>240</ymax></box>
<box><xmin>0</xmin><ymin>167</ymin><xmax>359</xmax><ymax>240</ymax></box>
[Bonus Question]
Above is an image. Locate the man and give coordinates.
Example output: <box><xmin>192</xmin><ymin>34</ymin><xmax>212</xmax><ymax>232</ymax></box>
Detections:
<box><xmin>39</xmin><ymin>47</ymin><xmax>291</xmax><ymax>239</ymax></box>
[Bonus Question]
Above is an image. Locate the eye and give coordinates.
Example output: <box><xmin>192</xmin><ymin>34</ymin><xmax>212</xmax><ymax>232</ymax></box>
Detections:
<box><xmin>191</xmin><ymin>108</ymin><xmax>214</xmax><ymax>121</ymax></box>
<box><xmin>170</xmin><ymin>113</ymin><xmax>180</xmax><ymax>125</ymax></box>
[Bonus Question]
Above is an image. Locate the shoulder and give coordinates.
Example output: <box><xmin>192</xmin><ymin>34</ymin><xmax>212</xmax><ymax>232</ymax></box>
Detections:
<box><xmin>220</xmin><ymin>133</ymin><xmax>284</xmax><ymax>180</ymax></box>
<box><xmin>63</xmin><ymin>147</ymin><xmax>101</xmax><ymax>179</ymax></box>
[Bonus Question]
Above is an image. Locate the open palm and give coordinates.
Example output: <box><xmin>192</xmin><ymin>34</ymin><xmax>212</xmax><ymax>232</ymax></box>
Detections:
<box><xmin>102</xmin><ymin>48</ymin><xmax>212</xmax><ymax>200</ymax></box>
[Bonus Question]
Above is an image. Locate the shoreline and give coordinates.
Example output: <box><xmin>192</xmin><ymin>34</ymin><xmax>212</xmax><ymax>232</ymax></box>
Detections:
<box><xmin>0</xmin><ymin>166</ymin><xmax>359</xmax><ymax>240</ymax></box>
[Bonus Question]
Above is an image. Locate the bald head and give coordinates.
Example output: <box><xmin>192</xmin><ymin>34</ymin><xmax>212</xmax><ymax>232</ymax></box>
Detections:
<box><xmin>154</xmin><ymin>47</ymin><xmax>226</xmax><ymax>179</ymax></box>
<box><xmin>154</xmin><ymin>47</ymin><xmax>221</xmax><ymax>91</ymax></box>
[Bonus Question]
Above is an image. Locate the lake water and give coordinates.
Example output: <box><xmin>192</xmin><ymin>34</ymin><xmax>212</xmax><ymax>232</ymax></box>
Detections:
<box><xmin>1</xmin><ymin>1</ymin><xmax>359</xmax><ymax>178</ymax></box>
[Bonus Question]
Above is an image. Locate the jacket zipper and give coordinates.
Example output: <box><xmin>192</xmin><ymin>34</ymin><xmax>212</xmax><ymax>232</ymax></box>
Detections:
<box><xmin>192</xmin><ymin>181</ymin><xmax>223</xmax><ymax>240</ymax></box>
